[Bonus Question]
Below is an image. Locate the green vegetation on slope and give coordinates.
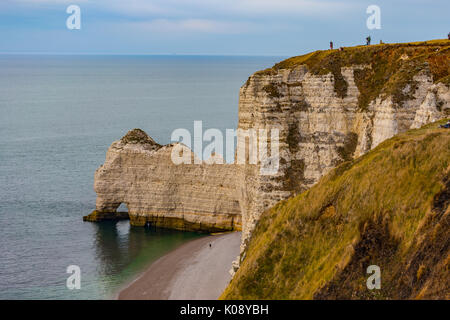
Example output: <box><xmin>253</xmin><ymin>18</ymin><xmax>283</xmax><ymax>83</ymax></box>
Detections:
<box><xmin>222</xmin><ymin>119</ymin><xmax>450</xmax><ymax>300</ymax></box>
<box><xmin>255</xmin><ymin>40</ymin><xmax>450</xmax><ymax>110</ymax></box>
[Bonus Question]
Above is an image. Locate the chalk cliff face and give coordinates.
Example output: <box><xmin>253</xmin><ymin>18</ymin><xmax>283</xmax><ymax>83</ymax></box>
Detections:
<box><xmin>85</xmin><ymin>129</ymin><xmax>242</xmax><ymax>232</ymax></box>
<box><xmin>87</xmin><ymin>41</ymin><xmax>449</xmax><ymax>255</ymax></box>
<box><xmin>237</xmin><ymin>41</ymin><xmax>450</xmax><ymax>249</ymax></box>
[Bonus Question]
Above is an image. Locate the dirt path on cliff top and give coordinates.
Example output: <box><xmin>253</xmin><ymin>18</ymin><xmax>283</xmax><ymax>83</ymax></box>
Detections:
<box><xmin>118</xmin><ymin>232</ymin><xmax>241</xmax><ymax>300</ymax></box>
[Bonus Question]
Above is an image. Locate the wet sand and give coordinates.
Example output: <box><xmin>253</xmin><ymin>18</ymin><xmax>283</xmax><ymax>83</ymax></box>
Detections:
<box><xmin>118</xmin><ymin>232</ymin><xmax>241</xmax><ymax>300</ymax></box>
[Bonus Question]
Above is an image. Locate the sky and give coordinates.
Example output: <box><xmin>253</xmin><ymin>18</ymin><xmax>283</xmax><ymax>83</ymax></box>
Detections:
<box><xmin>0</xmin><ymin>0</ymin><xmax>449</xmax><ymax>55</ymax></box>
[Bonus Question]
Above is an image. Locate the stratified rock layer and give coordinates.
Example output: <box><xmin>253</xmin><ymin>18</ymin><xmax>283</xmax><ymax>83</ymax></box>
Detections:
<box><xmin>237</xmin><ymin>41</ymin><xmax>450</xmax><ymax>250</ymax></box>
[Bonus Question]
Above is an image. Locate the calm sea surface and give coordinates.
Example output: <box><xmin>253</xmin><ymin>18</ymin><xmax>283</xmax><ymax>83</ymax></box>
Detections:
<box><xmin>0</xmin><ymin>55</ymin><xmax>282</xmax><ymax>299</ymax></box>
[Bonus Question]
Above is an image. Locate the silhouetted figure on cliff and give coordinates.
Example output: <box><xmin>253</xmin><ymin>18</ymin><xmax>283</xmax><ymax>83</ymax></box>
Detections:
<box><xmin>330</xmin><ymin>41</ymin><xmax>333</xmax><ymax>50</ymax></box>
<box><xmin>366</xmin><ymin>36</ymin><xmax>371</xmax><ymax>45</ymax></box>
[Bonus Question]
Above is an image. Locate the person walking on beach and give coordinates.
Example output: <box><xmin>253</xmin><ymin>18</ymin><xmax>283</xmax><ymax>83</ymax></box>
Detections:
<box><xmin>330</xmin><ymin>41</ymin><xmax>333</xmax><ymax>50</ymax></box>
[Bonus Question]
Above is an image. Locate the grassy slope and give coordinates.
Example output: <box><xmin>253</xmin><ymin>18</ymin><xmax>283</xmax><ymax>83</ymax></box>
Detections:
<box><xmin>222</xmin><ymin>119</ymin><xmax>450</xmax><ymax>299</ymax></box>
<box><xmin>254</xmin><ymin>39</ymin><xmax>450</xmax><ymax>110</ymax></box>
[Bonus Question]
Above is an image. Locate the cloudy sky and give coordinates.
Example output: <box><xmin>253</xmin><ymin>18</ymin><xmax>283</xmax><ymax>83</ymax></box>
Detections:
<box><xmin>0</xmin><ymin>0</ymin><xmax>448</xmax><ymax>55</ymax></box>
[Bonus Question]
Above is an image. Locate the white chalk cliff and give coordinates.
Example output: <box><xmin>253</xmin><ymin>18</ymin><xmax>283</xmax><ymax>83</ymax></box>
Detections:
<box><xmin>86</xmin><ymin>41</ymin><xmax>450</xmax><ymax>267</ymax></box>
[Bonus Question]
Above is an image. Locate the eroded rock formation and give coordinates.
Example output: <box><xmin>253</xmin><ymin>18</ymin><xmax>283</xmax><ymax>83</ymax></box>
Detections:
<box><xmin>87</xmin><ymin>42</ymin><xmax>449</xmax><ymax>259</ymax></box>
<box><xmin>84</xmin><ymin>129</ymin><xmax>242</xmax><ymax>232</ymax></box>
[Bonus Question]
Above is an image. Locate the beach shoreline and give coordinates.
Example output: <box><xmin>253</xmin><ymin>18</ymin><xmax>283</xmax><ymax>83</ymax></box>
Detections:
<box><xmin>117</xmin><ymin>232</ymin><xmax>241</xmax><ymax>300</ymax></box>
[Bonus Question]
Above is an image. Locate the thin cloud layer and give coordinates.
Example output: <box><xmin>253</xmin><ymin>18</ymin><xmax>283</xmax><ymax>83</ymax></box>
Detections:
<box><xmin>127</xmin><ymin>19</ymin><xmax>259</xmax><ymax>34</ymax></box>
<box><xmin>7</xmin><ymin>0</ymin><xmax>356</xmax><ymax>18</ymax></box>
<box><xmin>0</xmin><ymin>0</ymin><xmax>448</xmax><ymax>55</ymax></box>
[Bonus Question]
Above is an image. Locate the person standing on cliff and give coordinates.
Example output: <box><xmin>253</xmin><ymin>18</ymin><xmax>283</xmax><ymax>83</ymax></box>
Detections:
<box><xmin>366</xmin><ymin>36</ymin><xmax>371</xmax><ymax>45</ymax></box>
<box><xmin>330</xmin><ymin>41</ymin><xmax>333</xmax><ymax>50</ymax></box>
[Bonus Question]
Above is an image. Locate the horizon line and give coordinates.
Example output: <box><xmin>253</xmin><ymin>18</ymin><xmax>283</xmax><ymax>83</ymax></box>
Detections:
<box><xmin>0</xmin><ymin>52</ymin><xmax>290</xmax><ymax>57</ymax></box>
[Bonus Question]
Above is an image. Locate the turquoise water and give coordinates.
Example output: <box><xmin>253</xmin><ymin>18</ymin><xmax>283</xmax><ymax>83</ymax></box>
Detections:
<box><xmin>0</xmin><ymin>55</ymin><xmax>282</xmax><ymax>299</ymax></box>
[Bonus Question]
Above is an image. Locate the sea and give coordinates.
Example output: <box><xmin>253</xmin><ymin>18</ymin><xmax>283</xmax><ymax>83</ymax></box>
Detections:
<box><xmin>0</xmin><ymin>55</ymin><xmax>282</xmax><ymax>299</ymax></box>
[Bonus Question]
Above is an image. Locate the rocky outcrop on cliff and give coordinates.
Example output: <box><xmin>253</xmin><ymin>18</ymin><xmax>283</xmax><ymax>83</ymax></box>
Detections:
<box><xmin>84</xmin><ymin>129</ymin><xmax>241</xmax><ymax>232</ymax></box>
